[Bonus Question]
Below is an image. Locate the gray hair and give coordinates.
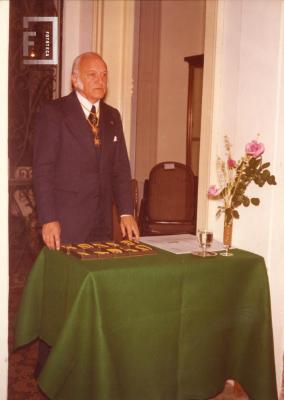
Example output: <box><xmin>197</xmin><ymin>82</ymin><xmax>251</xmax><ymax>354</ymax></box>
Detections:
<box><xmin>71</xmin><ymin>52</ymin><xmax>106</xmax><ymax>76</ymax></box>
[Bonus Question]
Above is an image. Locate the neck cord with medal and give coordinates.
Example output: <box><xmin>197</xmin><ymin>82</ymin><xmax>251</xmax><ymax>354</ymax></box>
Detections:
<box><xmin>81</xmin><ymin>102</ymin><xmax>101</xmax><ymax>146</ymax></box>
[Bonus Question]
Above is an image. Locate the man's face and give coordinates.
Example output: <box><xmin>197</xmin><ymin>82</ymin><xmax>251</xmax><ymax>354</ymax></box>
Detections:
<box><xmin>73</xmin><ymin>55</ymin><xmax>108</xmax><ymax>103</ymax></box>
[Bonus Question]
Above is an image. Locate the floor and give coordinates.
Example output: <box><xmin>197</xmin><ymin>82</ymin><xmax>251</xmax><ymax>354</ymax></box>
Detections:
<box><xmin>8</xmin><ymin>246</ymin><xmax>284</xmax><ymax>400</ymax></box>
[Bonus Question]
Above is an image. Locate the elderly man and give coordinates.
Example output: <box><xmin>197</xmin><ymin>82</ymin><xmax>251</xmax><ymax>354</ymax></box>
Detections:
<box><xmin>33</xmin><ymin>52</ymin><xmax>139</xmax><ymax>249</ymax></box>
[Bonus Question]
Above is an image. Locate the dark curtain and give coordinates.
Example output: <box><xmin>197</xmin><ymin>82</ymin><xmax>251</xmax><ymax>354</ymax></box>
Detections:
<box><xmin>8</xmin><ymin>0</ymin><xmax>63</xmax><ymax>264</ymax></box>
<box><xmin>8</xmin><ymin>0</ymin><xmax>63</xmax><ymax>172</ymax></box>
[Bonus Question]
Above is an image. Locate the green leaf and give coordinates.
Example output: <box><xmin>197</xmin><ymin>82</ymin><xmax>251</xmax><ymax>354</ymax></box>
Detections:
<box><xmin>233</xmin><ymin>189</ymin><xmax>244</xmax><ymax>199</ymax></box>
<box><xmin>242</xmin><ymin>196</ymin><xmax>250</xmax><ymax>207</ymax></box>
<box><xmin>267</xmin><ymin>175</ymin><xmax>277</xmax><ymax>185</ymax></box>
<box><xmin>232</xmin><ymin>193</ymin><xmax>243</xmax><ymax>201</ymax></box>
<box><xmin>256</xmin><ymin>157</ymin><xmax>262</xmax><ymax>166</ymax></box>
<box><xmin>232</xmin><ymin>210</ymin><xmax>240</xmax><ymax>219</ymax></box>
<box><xmin>261</xmin><ymin>170</ymin><xmax>270</xmax><ymax>179</ymax></box>
<box><xmin>257</xmin><ymin>180</ymin><xmax>265</xmax><ymax>187</ymax></box>
<box><xmin>247</xmin><ymin>168</ymin><xmax>257</xmax><ymax>177</ymax></box>
<box><xmin>237</xmin><ymin>183</ymin><xmax>246</xmax><ymax>191</ymax></box>
<box><xmin>261</xmin><ymin>162</ymin><xmax>270</xmax><ymax>169</ymax></box>
<box><xmin>251</xmin><ymin>197</ymin><xmax>260</xmax><ymax>206</ymax></box>
<box><xmin>249</xmin><ymin>158</ymin><xmax>261</xmax><ymax>169</ymax></box>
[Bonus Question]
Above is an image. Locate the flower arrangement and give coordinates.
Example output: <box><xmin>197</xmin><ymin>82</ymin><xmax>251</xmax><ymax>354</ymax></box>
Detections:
<box><xmin>208</xmin><ymin>136</ymin><xmax>277</xmax><ymax>225</ymax></box>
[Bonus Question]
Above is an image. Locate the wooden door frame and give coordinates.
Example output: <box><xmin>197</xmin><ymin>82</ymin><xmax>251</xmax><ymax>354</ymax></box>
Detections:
<box><xmin>196</xmin><ymin>0</ymin><xmax>218</xmax><ymax>231</ymax></box>
<box><xmin>184</xmin><ymin>54</ymin><xmax>204</xmax><ymax>171</ymax></box>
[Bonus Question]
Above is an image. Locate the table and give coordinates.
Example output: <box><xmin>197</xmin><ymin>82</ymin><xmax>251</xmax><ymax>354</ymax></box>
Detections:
<box><xmin>15</xmin><ymin>247</ymin><xmax>278</xmax><ymax>400</ymax></box>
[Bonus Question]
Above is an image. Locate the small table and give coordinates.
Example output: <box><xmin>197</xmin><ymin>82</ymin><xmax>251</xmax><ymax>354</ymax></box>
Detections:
<box><xmin>15</xmin><ymin>247</ymin><xmax>277</xmax><ymax>400</ymax></box>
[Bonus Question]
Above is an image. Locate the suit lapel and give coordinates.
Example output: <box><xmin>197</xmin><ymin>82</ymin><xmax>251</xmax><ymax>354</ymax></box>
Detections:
<box><xmin>61</xmin><ymin>94</ymin><xmax>117</xmax><ymax>164</ymax></box>
<box><xmin>62</xmin><ymin>92</ymin><xmax>96</xmax><ymax>159</ymax></box>
<box><xmin>99</xmin><ymin>101</ymin><xmax>107</xmax><ymax>148</ymax></box>
<box><xmin>99</xmin><ymin>101</ymin><xmax>116</xmax><ymax>167</ymax></box>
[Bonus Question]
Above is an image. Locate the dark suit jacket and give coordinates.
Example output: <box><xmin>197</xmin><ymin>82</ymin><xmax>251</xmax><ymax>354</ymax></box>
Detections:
<box><xmin>33</xmin><ymin>91</ymin><xmax>133</xmax><ymax>243</ymax></box>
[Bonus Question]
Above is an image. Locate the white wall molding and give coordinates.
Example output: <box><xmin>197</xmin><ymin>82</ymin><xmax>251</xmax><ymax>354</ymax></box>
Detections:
<box><xmin>120</xmin><ymin>0</ymin><xmax>139</xmax><ymax>173</ymax></box>
<box><xmin>61</xmin><ymin>0</ymin><xmax>94</xmax><ymax>96</ymax></box>
<box><xmin>92</xmin><ymin>0</ymin><xmax>104</xmax><ymax>55</ymax></box>
<box><xmin>134</xmin><ymin>0</ymin><xmax>161</xmax><ymax>192</ymax></box>
<box><xmin>92</xmin><ymin>0</ymin><xmax>138</xmax><ymax>168</ymax></box>
<box><xmin>197</xmin><ymin>0</ymin><xmax>219</xmax><ymax>231</ymax></box>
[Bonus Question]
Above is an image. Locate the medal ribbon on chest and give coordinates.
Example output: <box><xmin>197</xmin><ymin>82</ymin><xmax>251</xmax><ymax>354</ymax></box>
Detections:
<box><xmin>86</xmin><ymin>104</ymin><xmax>101</xmax><ymax>146</ymax></box>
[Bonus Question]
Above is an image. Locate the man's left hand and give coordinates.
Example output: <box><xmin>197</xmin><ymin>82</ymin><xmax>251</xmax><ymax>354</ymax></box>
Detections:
<box><xmin>120</xmin><ymin>215</ymin><xmax>140</xmax><ymax>242</ymax></box>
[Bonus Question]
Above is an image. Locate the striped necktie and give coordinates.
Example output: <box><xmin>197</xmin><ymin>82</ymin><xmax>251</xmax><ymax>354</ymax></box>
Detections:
<box><xmin>88</xmin><ymin>105</ymin><xmax>100</xmax><ymax>146</ymax></box>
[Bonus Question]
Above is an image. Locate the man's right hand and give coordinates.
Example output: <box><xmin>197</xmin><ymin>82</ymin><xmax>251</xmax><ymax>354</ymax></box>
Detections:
<box><xmin>42</xmin><ymin>221</ymin><xmax>61</xmax><ymax>250</ymax></box>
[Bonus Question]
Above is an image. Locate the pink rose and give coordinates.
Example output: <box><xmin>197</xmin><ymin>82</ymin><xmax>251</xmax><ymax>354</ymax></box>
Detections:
<box><xmin>208</xmin><ymin>185</ymin><xmax>221</xmax><ymax>197</ymax></box>
<box><xmin>227</xmin><ymin>158</ymin><xmax>236</xmax><ymax>168</ymax></box>
<box><xmin>245</xmin><ymin>140</ymin><xmax>265</xmax><ymax>158</ymax></box>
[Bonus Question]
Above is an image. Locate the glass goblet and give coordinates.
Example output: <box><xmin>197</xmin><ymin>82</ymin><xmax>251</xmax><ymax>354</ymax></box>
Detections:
<box><xmin>220</xmin><ymin>244</ymin><xmax>233</xmax><ymax>257</ymax></box>
<box><xmin>197</xmin><ymin>229</ymin><xmax>213</xmax><ymax>257</ymax></box>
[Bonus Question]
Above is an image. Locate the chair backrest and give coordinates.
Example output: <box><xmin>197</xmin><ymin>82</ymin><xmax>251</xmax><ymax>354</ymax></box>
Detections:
<box><xmin>131</xmin><ymin>179</ymin><xmax>139</xmax><ymax>220</ymax></box>
<box><xmin>146</xmin><ymin>162</ymin><xmax>196</xmax><ymax>222</ymax></box>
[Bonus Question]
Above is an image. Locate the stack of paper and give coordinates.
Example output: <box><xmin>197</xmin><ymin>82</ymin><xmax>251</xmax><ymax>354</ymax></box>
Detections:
<box><xmin>141</xmin><ymin>234</ymin><xmax>224</xmax><ymax>255</ymax></box>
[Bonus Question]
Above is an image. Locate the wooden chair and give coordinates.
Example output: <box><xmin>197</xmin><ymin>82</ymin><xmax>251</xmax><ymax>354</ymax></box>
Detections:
<box><xmin>139</xmin><ymin>161</ymin><xmax>197</xmax><ymax>236</ymax></box>
<box><xmin>112</xmin><ymin>179</ymin><xmax>139</xmax><ymax>241</ymax></box>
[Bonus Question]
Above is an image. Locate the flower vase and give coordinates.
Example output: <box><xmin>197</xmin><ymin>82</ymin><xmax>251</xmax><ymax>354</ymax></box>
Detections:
<box><xmin>221</xmin><ymin>220</ymin><xmax>233</xmax><ymax>256</ymax></box>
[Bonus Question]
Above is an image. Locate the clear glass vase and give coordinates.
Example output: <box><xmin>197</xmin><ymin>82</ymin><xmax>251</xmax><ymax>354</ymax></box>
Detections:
<box><xmin>220</xmin><ymin>219</ymin><xmax>233</xmax><ymax>256</ymax></box>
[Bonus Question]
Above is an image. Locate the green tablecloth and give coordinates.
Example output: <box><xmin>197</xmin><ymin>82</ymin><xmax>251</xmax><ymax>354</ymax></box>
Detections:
<box><xmin>15</xmin><ymin>247</ymin><xmax>277</xmax><ymax>400</ymax></box>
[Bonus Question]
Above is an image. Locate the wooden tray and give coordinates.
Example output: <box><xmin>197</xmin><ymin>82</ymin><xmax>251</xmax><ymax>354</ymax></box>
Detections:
<box><xmin>60</xmin><ymin>240</ymin><xmax>157</xmax><ymax>260</ymax></box>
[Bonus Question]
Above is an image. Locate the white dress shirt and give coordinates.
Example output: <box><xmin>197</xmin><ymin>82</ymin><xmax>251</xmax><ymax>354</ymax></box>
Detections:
<box><xmin>76</xmin><ymin>91</ymin><xmax>100</xmax><ymax>118</ymax></box>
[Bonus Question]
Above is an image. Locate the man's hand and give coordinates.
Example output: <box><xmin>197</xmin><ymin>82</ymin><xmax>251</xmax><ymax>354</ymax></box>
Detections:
<box><xmin>120</xmin><ymin>215</ymin><xmax>140</xmax><ymax>242</ymax></box>
<box><xmin>42</xmin><ymin>221</ymin><xmax>61</xmax><ymax>250</ymax></box>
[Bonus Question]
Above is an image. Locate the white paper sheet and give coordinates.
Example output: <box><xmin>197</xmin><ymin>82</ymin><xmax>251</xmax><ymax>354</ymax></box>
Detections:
<box><xmin>141</xmin><ymin>234</ymin><xmax>224</xmax><ymax>254</ymax></box>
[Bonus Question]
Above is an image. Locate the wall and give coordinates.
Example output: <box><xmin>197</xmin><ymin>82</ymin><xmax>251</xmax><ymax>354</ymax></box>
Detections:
<box><xmin>0</xmin><ymin>0</ymin><xmax>9</xmax><ymax>398</ymax></box>
<box><xmin>94</xmin><ymin>0</ymin><xmax>138</xmax><ymax>173</ymax></box>
<box><xmin>199</xmin><ymin>0</ymin><xmax>284</xmax><ymax>391</ymax></box>
<box><xmin>134</xmin><ymin>0</ymin><xmax>161</xmax><ymax>194</ymax></box>
<box><xmin>61</xmin><ymin>0</ymin><xmax>94</xmax><ymax>95</ymax></box>
<box><xmin>157</xmin><ymin>0</ymin><xmax>205</xmax><ymax>163</ymax></box>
